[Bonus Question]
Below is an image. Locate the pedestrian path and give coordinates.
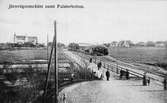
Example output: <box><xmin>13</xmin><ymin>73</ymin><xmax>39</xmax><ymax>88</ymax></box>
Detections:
<box><xmin>59</xmin><ymin>73</ymin><xmax>167</xmax><ymax>103</ymax></box>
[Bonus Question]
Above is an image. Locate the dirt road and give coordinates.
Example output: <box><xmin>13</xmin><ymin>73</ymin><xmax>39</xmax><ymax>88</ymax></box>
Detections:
<box><xmin>59</xmin><ymin>73</ymin><xmax>167</xmax><ymax>103</ymax></box>
<box><xmin>59</xmin><ymin>50</ymin><xmax>167</xmax><ymax>103</ymax></box>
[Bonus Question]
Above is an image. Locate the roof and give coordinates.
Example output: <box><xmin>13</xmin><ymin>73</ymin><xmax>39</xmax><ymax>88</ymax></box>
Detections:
<box><xmin>78</xmin><ymin>43</ymin><xmax>94</xmax><ymax>47</ymax></box>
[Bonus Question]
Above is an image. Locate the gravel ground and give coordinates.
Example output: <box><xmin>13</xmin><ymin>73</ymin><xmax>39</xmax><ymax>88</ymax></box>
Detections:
<box><xmin>59</xmin><ymin>73</ymin><xmax>167</xmax><ymax>103</ymax></box>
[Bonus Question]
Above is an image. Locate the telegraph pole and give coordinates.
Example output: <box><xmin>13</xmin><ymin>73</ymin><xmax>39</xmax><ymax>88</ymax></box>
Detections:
<box><xmin>14</xmin><ymin>33</ymin><xmax>16</xmax><ymax>43</ymax></box>
<box><xmin>47</xmin><ymin>34</ymin><xmax>49</xmax><ymax>61</ymax></box>
<box><xmin>43</xmin><ymin>22</ymin><xmax>58</xmax><ymax>103</ymax></box>
<box><xmin>54</xmin><ymin>21</ymin><xmax>58</xmax><ymax>103</ymax></box>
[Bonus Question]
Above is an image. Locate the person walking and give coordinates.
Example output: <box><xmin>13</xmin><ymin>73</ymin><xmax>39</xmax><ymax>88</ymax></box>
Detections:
<box><xmin>143</xmin><ymin>72</ymin><xmax>147</xmax><ymax>86</ymax></box>
<box><xmin>163</xmin><ymin>78</ymin><xmax>167</xmax><ymax>90</ymax></box>
<box><xmin>97</xmin><ymin>62</ymin><xmax>102</xmax><ymax>70</ymax></box>
<box><xmin>120</xmin><ymin>69</ymin><xmax>123</xmax><ymax>79</ymax></box>
<box><xmin>71</xmin><ymin>73</ymin><xmax>75</xmax><ymax>82</ymax></box>
<box><xmin>96</xmin><ymin>62</ymin><xmax>104</xmax><ymax>80</ymax></box>
<box><xmin>62</xmin><ymin>93</ymin><xmax>66</xmax><ymax>103</ymax></box>
<box><xmin>126</xmin><ymin>69</ymin><xmax>129</xmax><ymax>80</ymax></box>
<box><xmin>147</xmin><ymin>77</ymin><xmax>150</xmax><ymax>86</ymax></box>
<box><xmin>106</xmin><ymin>69</ymin><xmax>110</xmax><ymax>81</ymax></box>
<box><xmin>87</xmin><ymin>58</ymin><xmax>98</xmax><ymax>79</ymax></box>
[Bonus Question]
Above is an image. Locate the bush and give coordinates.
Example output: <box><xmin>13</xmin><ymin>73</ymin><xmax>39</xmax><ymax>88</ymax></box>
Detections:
<box><xmin>68</xmin><ymin>43</ymin><xmax>79</xmax><ymax>51</ymax></box>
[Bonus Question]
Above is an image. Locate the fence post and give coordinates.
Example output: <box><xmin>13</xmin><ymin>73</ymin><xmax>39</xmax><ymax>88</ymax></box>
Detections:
<box><xmin>163</xmin><ymin>78</ymin><xmax>167</xmax><ymax>90</ymax></box>
<box><xmin>116</xmin><ymin>64</ymin><xmax>119</xmax><ymax>74</ymax></box>
<box><xmin>109</xmin><ymin>65</ymin><xmax>112</xmax><ymax>72</ymax></box>
<box><xmin>147</xmin><ymin>77</ymin><xmax>150</xmax><ymax>86</ymax></box>
<box><xmin>111</xmin><ymin>65</ymin><xmax>113</xmax><ymax>72</ymax></box>
<box><xmin>143</xmin><ymin>73</ymin><xmax>147</xmax><ymax>86</ymax></box>
<box><xmin>126</xmin><ymin>69</ymin><xmax>129</xmax><ymax>80</ymax></box>
<box><xmin>104</xmin><ymin>63</ymin><xmax>105</xmax><ymax>68</ymax></box>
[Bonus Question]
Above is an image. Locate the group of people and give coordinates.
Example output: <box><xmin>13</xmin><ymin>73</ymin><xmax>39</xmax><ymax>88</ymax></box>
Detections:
<box><xmin>119</xmin><ymin>69</ymin><xmax>129</xmax><ymax>80</ymax></box>
<box><xmin>87</xmin><ymin>58</ymin><xmax>110</xmax><ymax>81</ymax></box>
<box><xmin>143</xmin><ymin>72</ymin><xmax>150</xmax><ymax>86</ymax></box>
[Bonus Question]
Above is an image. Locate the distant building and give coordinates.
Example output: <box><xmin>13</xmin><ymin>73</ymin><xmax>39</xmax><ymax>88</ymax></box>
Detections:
<box><xmin>136</xmin><ymin>42</ymin><xmax>146</xmax><ymax>47</ymax></box>
<box><xmin>14</xmin><ymin>34</ymin><xmax>38</xmax><ymax>45</ymax></box>
<box><xmin>117</xmin><ymin>41</ymin><xmax>132</xmax><ymax>48</ymax></box>
<box><xmin>109</xmin><ymin>40</ymin><xmax>134</xmax><ymax>48</ymax></box>
<box><xmin>110</xmin><ymin>41</ymin><xmax>118</xmax><ymax>47</ymax></box>
<box><xmin>26</xmin><ymin>36</ymin><xmax>38</xmax><ymax>44</ymax></box>
<box><xmin>155</xmin><ymin>42</ymin><xmax>166</xmax><ymax>47</ymax></box>
<box><xmin>14</xmin><ymin>35</ymin><xmax>26</xmax><ymax>44</ymax></box>
<box><xmin>146</xmin><ymin>41</ymin><xmax>155</xmax><ymax>47</ymax></box>
<box><xmin>78</xmin><ymin>43</ymin><xmax>94</xmax><ymax>51</ymax></box>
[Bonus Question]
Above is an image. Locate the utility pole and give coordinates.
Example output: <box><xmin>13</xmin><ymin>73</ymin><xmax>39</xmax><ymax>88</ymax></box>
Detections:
<box><xmin>14</xmin><ymin>33</ymin><xmax>16</xmax><ymax>43</ymax></box>
<box><xmin>54</xmin><ymin>21</ymin><xmax>58</xmax><ymax>103</ymax></box>
<box><xmin>43</xmin><ymin>22</ymin><xmax>58</xmax><ymax>103</ymax></box>
<box><xmin>47</xmin><ymin>34</ymin><xmax>49</xmax><ymax>62</ymax></box>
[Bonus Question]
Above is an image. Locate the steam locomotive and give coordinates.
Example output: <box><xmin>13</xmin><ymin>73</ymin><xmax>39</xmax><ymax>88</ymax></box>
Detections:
<box><xmin>84</xmin><ymin>45</ymin><xmax>109</xmax><ymax>56</ymax></box>
<box><xmin>68</xmin><ymin>43</ymin><xmax>109</xmax><ymax>56</ymax></box>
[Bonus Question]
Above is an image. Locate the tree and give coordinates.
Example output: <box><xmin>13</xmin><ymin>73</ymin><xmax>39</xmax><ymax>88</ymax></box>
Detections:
<box><xmin>47</xmin><ymin>42</ymin><xmax>65</xmax><ymax>48</ymax></box>
<box><xmin>57</xmin><ymin>42</ymin><xmax>65</xmax><ymax>48</ymax></box>
<box><xmin>146</xmin><ymin>41</ymin><xmax>155</xmax><ymax>47</ymax></box>
<box><xmin>68</xmin><ymin>43</ymin><xmax>79</xmax><ymax>51</ymax></box>
<box><xmin>103</xmin><ymin>43</ymin><xmax>110</xmax><ymax>47</ymax></box>
<box><xmin>164</xmin><ymin>41</ymin><xmax>167</xmax><ymax>48</ymax></box>
<box><xmin>126</xmin><ymin>40</ymin><xmax>135</xmax><ymax>47</ymax></box>
<box><xmin>47</xmin><ymin>42</ymin><xmax>53</xmax><ymax>47</ymax></box>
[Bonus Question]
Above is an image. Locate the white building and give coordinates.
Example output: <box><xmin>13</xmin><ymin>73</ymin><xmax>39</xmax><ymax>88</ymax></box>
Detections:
<box><xmin>117</xmin><ymin>41</ymin><xmax>130</xmax><ymax>48</ymax></box>
<box><xmin>14</xmin><ymin>34</ymin><xmax>38</xmax><ymax>44</ymax></box>
<box><xmin>110</xmin><ymin>41</ymin><xmax>118</xmax><ymax>47</ymax></box>
<box><xmin>155</xmin><ymin>42</ymin><xmax>166</xmax><ymax>47</ymax></box>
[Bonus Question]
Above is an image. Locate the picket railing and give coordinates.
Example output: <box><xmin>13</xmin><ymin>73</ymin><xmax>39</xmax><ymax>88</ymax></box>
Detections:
<box><xmin>85</xmin><ymin>57</ymin><xmax>167</xmax><ymax>90</ymax></box>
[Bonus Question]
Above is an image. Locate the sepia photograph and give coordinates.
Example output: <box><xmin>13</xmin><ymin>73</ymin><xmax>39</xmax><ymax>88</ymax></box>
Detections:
<box><xmin>0</xmin><ymin>0</ymin><xmax>167</xmax><ymax>103</ymax></box>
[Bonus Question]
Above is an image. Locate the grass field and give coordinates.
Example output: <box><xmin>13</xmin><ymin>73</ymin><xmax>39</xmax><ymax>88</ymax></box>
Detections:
<box><xmin>0</xmin><ymin>49</ymin><xmax>48</xmax><ymax>63</ymax></box>
<box><xmin>0</xmin><ymin>48</ymin><xmax>96</xmax><ymax>102</ymax></box>
<box><xmin>109</xmin><ymin>47</ymin><xmax>167</xmax><ymax>68</ymax></box>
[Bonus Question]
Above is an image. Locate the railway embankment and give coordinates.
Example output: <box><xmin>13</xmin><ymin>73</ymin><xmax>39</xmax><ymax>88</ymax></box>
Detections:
<box><xmin>70</xmin><ymin>50</ymin><xmax>167</xmax><ymax>86</ymax></box>
<box><xmin>59</xmin><ymin>50</ymin><xmax>167</xmax><ymax>103</ymax></box>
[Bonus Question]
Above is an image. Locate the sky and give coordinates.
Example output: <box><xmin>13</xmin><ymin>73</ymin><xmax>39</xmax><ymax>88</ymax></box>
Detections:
<box><xmin>0</xmin><ymin>0</ymin><xmax>167</xmax><ymax>45</ymax></box>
